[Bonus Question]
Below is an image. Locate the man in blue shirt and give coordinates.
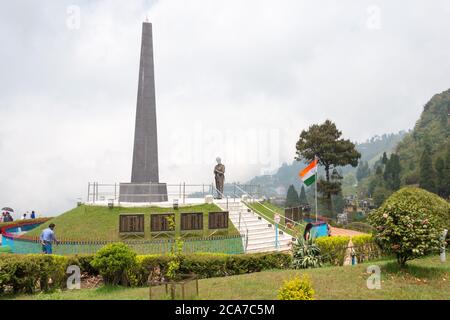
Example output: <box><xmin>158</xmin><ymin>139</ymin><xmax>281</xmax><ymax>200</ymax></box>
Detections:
<box><xmin>30</xmin><ymin>211</ymin><xmax>36</xmax><ymax>219</ymax></box>
<box><xmin>40</xmin><ymin>223</ymin><xmax>59</xmax><ymax>254</ymax></box>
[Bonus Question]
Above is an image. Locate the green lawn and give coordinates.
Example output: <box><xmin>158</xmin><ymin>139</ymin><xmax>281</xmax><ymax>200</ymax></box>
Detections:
<box><xmin>7</xmin><ymin>255</ymin><xmax>449</xmax><ymax>300</ymax></box>
<box><xmin>26</xmin><ymin>204</ymin><xmax>239</xmax><ymax>241</ymax></box>
<box><xmin>245</xmin><ymin>201</ymin><xmax>306</xmax><ymax>237</ymax></box>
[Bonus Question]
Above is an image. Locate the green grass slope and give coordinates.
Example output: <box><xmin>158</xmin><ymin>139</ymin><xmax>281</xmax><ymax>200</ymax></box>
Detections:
<box><xmin>26</xmin><ymin>204</ymin><xmax>238</xmax><ymax>241</ymax></box>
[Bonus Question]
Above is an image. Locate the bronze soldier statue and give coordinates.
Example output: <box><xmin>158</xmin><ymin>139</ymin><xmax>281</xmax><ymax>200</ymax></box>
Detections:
<box><xmin>214</xmin><ymin>157</ymin><xmax>225</xmax><ymax>199</ymax></box>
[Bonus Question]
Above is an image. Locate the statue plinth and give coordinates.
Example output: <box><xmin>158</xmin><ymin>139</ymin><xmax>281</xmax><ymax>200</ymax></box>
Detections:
<box><xmin>119</xmin><ymin>183</ymin><xmax>168</xmax><ymax>203</ymax></box>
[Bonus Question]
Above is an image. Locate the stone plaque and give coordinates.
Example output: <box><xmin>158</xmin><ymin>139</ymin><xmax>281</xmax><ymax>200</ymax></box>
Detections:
<box><xmin>208</xmin><ymin>211</ymin><xmax>229</xmax><ymax>230</ymax></box>
<box><xmin>119</xmin><ymin>213</ymin><xmax>145</xmax><ymax>235</ymax></box>
<box><xmin>150</xmin><ymin>213</ymin><xmax>175</xmax><ymax>232</ymax></box>
<box><xmin>180</xmin><ymin>212</ymin><xmax>203</xmax><ymax>231</ymax></box>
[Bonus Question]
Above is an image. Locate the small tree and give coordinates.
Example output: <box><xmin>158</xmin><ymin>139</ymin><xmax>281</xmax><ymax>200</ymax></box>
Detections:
<box><xmin>295</xmin><ymin>120</ymin><xmax>360</xmax><ymax>213</ymax></box>
<box><xmin>368</xmin><ymin>187</ymin><xmax>449</xmax><ymax>267</ymax></box>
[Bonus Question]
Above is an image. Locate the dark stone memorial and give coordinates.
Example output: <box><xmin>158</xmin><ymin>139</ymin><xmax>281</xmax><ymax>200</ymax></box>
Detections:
<box><xmin>119</xmin><ymin>213</ymin><xmax>145</xmax><ymax>236</ymax></box>
<box><xmin>120</xmin><ymin>22</ymin><xmax>168</xmax><ymax>203</ymax></box>
<box><xmin>208</xmin><ymin>211</ymin><xmax>229</xmax><ymax>230</ymax></box>
<box><xmin>180</xmin><ymin>212</ymin><xmax>204</xmax><ymax>231</ymax></box>
<box><xmin>150</xmin><ymin>213</ymin><xmax>175</xmax><ymax>233</ymax></box>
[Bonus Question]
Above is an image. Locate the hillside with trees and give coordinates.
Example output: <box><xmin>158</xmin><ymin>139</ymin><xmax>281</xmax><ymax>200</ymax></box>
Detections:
<box><xmin>358</xmin><ymin>88</ymin><xmax>450</xmax><ymax>205</ymax></box>
<box><xmin>247</xmin><ymin>131</ymin><xmax>406</xmax><ymax>199</ymax></box>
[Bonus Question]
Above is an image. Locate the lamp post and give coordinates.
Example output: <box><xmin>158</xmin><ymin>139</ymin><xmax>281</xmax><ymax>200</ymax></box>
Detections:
<box><xmin>274</xmin><ymin>214</ymin><xmax>281</xmax><ymax>250</ymax></box>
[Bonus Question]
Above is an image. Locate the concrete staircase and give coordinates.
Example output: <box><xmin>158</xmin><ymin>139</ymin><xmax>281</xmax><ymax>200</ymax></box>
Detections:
<box><xmin>217</xmin><ymin>200</ymin><xmax>293</xmax><ymax>254</ymax></box>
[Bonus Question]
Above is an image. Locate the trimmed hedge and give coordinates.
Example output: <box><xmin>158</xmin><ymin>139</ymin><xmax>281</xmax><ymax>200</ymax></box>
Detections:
<box><xmin>316</xmin><ymin>236</ymin><xmax>350</xmax><ymax>266</ymax></box>
<box><xmin>0</xmin><ymin>254</ymin><xmax>67</xmax><ymax>294</ymax></box>
<box><xmin>0</xmin><ymin>251</ymin><xmax>292</xmax><ymax>294</ymax></box>
<box><xmin>351</xmin><ymin>235</ymin><xmax>382</xmax><ymax>263</ymax></box>
<box><xmin>134</xmin><ymin>252</ymin><xmax>292</xmax><ymax>286</ymax></box>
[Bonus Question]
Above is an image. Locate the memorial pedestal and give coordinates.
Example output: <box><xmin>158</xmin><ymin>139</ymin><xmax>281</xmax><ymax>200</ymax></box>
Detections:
<box><xmin>119</xmin><ymin>182</ymin><xmax>168</xmax><ymax>203</ymax></box>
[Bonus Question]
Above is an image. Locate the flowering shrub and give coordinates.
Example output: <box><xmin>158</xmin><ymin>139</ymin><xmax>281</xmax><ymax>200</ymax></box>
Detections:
<box><xmin>277</xmin><ymin>275</ymin><xmax>314</xmax><ymax>300</ymax></box>
<box><xmin>368</xmin><ymin>187</ymin><xmax>449</xmax><ymax>267</ymax></box>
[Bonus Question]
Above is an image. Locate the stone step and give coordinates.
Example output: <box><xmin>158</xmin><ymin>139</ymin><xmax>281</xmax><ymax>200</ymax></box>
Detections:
<box><xmin>246</xmin><ymin>246</ymin><xmax>291</xmax><ymax>254</ymax></box>
<box><xmin>248</xmin><ymin>238</ymin><xmax>291</xmax><ymax>246</ymax></box>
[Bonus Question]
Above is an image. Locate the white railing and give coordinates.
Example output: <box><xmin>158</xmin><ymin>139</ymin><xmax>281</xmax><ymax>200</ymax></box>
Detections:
<box><xmin>213</xmin><ymin>187</ymin><xmax>249</xmax><ymax>253</ymax></box>
<box><xmin>86</xmin><ymin>182</ymin><xmax>260</xmax><ymax>205</ymax></box>
<box><xmin>234</xmin><ymin>184</ymin><xmax>303</xmax><ymax>240</ymax></box>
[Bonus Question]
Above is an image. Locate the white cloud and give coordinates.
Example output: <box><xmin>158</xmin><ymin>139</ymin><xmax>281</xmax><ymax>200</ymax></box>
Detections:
<box><xmin>1</xmin><ymin>0</ymin><xmax>450</xmax><ymax>216</ymax></box>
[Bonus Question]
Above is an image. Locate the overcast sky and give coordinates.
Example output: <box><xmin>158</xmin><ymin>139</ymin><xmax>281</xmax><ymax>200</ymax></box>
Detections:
<box><xmin>1</xmin><ymin>0</ymin><xmax>450</xmax><ymax>217</ymax></box>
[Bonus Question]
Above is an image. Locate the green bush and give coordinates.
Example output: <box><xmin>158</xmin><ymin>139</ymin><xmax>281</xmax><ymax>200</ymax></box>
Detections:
<box><xmin>277</xmin><ymin>275</ymin><xmax>314</xmax><ymax>300</ymax></box>
<box><xmin>90</xmin><ymin>243</ymin><xmax>137</xmax><ymax>285</ymax></box>
<box><xmin>1</xmin><ymin>250</ymin><xmax>293</xmax><ymax>293</ymax></box>
<box><xmin>351</xmin><ymin>235</ymin><xmax>382</xmax><ymax>263</ymax></box>
<box><xmin>134</xmin><ymin>252</ymin><xmax>292</xmax><ymax>285</ymax></box>
<box><xmin>0</xmin><ymin>254</ymin><xmax>68</xmax><ymax>294</ymax></box>
<box><xmin>316</xmin><ymin>236</ymin><xmax>350</xmax><ymax>266</ymax></box>
<box><xmin>368</xmin><ymin>187</ymin><xmax>450</xmax><ymax>267</ymax></box>
<box><xmin>67</xmin><ymin>254</ymin><xmax>97</xmax><ymax>275</ymax></box>
<box><xmin>292</xmin><ymin>238</ymin><xmax>321</xmax><ymax>269</ymax></box>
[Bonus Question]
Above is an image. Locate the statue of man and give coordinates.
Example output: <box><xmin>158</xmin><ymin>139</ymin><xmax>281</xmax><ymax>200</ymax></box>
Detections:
<box><xmin>214</xmin><ymin>157</ymin><xmax>225</xmax><ymax>199</ymax></box>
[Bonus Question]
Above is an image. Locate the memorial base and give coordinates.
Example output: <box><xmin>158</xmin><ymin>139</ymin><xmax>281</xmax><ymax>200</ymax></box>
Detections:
<box><xmin>119</xmin><ymin>183</ymin><xmax>168</xmax><ymax>203</ymax></box>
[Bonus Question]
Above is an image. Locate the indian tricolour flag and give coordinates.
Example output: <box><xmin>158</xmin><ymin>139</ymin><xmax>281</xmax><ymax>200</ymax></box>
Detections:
<box><xmin>299</xmin><ymin>159</ymin><xmax>318</xmax><ymax>186</ymax></box>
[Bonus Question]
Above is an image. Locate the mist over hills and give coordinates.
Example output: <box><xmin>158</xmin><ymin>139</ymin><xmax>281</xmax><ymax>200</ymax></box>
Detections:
<box><xmin>246</xmin><ymin>131</ymin><xmax>407</xmax><ymax>197</ymax></box>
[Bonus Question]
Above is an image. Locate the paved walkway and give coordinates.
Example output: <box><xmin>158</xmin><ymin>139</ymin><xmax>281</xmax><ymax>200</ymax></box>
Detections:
<box><xmin>330</xmin><ymin>226</ymin><xmax>367</xmax><ymax>237</ymax></box>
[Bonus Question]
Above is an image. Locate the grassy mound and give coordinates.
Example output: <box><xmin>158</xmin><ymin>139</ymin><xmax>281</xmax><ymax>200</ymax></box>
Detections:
<box><xmin>26</xmin><ymin>204</ymin><xmax>239</xmax><ymax>241</ymax></box>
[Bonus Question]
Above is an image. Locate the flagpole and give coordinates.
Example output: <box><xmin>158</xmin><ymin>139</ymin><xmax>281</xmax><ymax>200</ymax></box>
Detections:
<box><xmin>315</xmin><ymin>155</ymin><xmax>318</xmax><ymax>223</ymax></box>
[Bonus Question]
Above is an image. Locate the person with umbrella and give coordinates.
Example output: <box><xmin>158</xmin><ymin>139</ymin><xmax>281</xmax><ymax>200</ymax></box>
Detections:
<box><xmin>1</xmin><ymin>207</ymin><xmax>14</xmax><ymax>222</ymax></box>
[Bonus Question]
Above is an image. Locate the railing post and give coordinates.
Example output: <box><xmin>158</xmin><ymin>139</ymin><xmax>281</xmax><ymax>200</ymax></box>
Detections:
<box><xmin>87</xmin><ymin>182</ymin><xmax>90</xmax><ymax>203</ymax></box>
<box><xmin>114</xmin><ymin>183</ymin><xmax>117</xmax><ymax>201</ymax></box>
<box><xmin>183</xmin><ymin>182</ymin><xmax>186</xmax><ymax>204</ymax></box>
<box><xmin>239</xmin><ymin>210</ymin><xmax>241</xmax><ymax>230</ymax></box>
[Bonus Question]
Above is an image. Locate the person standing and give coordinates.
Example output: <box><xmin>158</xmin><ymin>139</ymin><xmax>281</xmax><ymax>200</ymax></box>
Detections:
<box><xmin>40</xmin><ymin>223</ymin><xmax>59</xmax><ymax>254</ymax></box>
<box><xmin>303</xmin><ymin>223</ymin><xmax>314</xmax><ymax>241</ymax></box>
<box><xmin>21</xmin><ymin>213</ymin><xmax>27</xmax><ymax>220</ymax></box>
<box><xmin>30</xmin><ymin>211</ymin><xmax>36</xmax><ymax>219</ymax></box>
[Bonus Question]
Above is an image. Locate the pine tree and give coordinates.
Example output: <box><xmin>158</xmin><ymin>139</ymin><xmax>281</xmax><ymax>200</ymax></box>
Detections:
<box><xmin>441</xmin><ymin>144</ymin><xmax>450</xmax><ymax>198</ymax></box>
<box><xmin>286</xmin><ymin>185</ymin><xmax>300</xmax><ymax>208</ymax></box>
<box><xmin>382</xmin><ymin>152</ymin><xmax>388</xmax><ymax>165</ymax></box>
<box><xmin>295</xmin><ymin>120</ymin><xmax>360</xmax><ymax>213</ymax></box>
<box><xmin>356</xmin><ymin>161</ymin><xmax>370</xmax><ymax>181</ymax></box>
<box><xmin>299</xmin><ymin>185</ymin><xmax>308</xmax><ymax>205</ymax></box>
<box><xmin>383</xmin><ymin>154</ymin><xmax>401</xmax><ymax>190</ymax></box>
<box><xmin>435</xmin><ymin>157</ymin><xmax>446</xmax><ymax>197</ymax></box>
<box><xmin>419</xmin><ymin>145</ymin><xmax>436</xmax><ymax>193</ymax></box>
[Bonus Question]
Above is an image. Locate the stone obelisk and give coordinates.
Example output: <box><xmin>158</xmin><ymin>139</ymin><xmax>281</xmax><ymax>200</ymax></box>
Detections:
<box><xmin>120</xmin><ymin>22</ymin><xmax>168</xmax><ymax>203</ymax></box>
<box><xmin>131</xmin><ymin>21</ymin><xmax>159</xmax><ymax>183</ymax></box>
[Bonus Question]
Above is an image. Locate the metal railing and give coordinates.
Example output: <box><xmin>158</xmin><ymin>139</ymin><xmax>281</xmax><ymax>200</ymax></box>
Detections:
<box><xmin>212</xmin><ymin>187</ymin><xmax>249</xmax><ymax>253</ymax></box>
<box><xmin>86</xmin><ymin>182</ymin><xmax>260</xmax><ymax>205</ymax></box>
<box><xmin>234</xmin><ymin>185</ymin><xmax>304</xmax><ymax>241</ymax></box>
